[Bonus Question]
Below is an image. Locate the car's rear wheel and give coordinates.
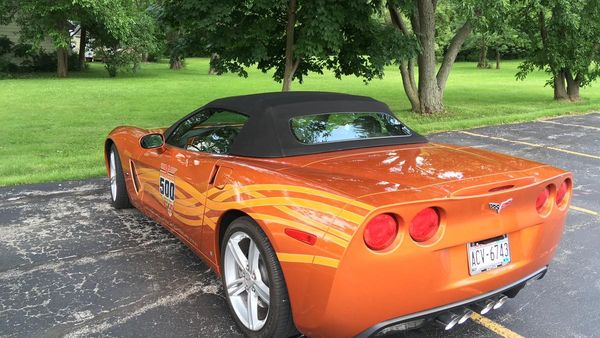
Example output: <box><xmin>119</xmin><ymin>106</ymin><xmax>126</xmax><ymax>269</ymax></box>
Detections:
<box><xmin>109</xmin><ymin>144</ymin><xmax>132</xmax><ymax>209</ymax></box>
<box><xmin>221</xmin><ymin>217</ymin><xmax>296</xmax><ymax>337</ymax></box>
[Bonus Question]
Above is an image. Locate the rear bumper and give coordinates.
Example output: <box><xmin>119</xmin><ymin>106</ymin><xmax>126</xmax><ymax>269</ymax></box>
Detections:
<box><xmin>356</xmin><ymin>266</ymin><xmax>548</xmax><ymax>337</ymax></box>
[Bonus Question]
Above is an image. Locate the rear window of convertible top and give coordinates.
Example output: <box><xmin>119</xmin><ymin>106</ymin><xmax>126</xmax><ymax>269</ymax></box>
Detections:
<box><xmin>290</xmin><ymin>112</ymin><xmax>412</xmax><ymax>145</ymax></box>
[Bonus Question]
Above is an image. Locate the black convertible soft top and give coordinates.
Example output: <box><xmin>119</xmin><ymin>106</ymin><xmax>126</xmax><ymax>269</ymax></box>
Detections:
<box><xmin>166</xmin><ymin>92</ymin><xmax>427</xmax><ymax>157</ymax></box>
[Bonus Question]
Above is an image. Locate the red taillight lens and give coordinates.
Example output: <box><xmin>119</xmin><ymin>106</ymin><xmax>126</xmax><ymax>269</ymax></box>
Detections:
<box><xmin>363</xmin><ymin>214</ymin><xmax>398</xmax><ymax>250</ymax></box>
<box><xmin>556</xmin><ymin>180</ymin><xmax>569</xmax><ymax>205</ymax></box>
<box><xmin>536</xmin><ymin>186</ymin><xmax>551</xmax><ymax>212</ymax></box>
<box><xmin>409</xmin><ymin>207</ymin><xmax>440</xmax><ymax>242</ymax></box>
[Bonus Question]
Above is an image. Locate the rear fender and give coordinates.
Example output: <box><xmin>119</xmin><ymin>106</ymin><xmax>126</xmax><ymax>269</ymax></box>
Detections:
<box><xmin>205</xmin><ymin>160</ymin><xmax>366</xmax><ymax>329</ymax></box>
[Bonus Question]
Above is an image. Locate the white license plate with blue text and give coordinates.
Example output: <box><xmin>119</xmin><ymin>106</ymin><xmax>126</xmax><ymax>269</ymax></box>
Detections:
<box><xmin>467</xmin><ymin>235</ymin><xmax>511</xmax><ymax>275</ymax></box>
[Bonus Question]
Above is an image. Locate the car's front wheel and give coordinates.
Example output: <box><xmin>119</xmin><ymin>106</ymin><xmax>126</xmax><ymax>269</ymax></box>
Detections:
<box><xmin>221</xmin><ymin>217</ymin><xmax>296</xmax><ymax>337</ymax></box>
<box><xmin>108</xmin><ymin>144</ymin><xmax>132</xmax><ymax>209</ymax></box>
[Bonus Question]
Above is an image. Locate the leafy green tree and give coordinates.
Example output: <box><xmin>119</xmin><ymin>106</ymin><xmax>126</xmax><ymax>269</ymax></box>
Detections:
<box><xmin>1</xmin><ymin>0</ymin><xmax>157</xmax><ymax>77</ymax></box>
<box><xmin>387</xmin><ymin>0</ymin><xmax>505</xmax><ymax>114</ymax></box>
<box><xmin>488</xmin><ymin>28</ymin><xmax>527</xmax><ymax>69</ymax></box>
<box><xmin>161</xmin><ymin>0</ymin><xmax>413</xmax><ymax>91</ymax></box>
<box><xmin>463</xmin><ymin>27</ymin><xmax>527</xmax><ymax>69</ymax></box>
<box><xmin>152</xmin><ymin>4</ymin><xmax>187</xmax><ymax>70</ymax></box>
<box><xmin>514</xmin><ymin>0</ymin><xmax>600</xmax><ymax>101</ymax></box>
<box><xmin>85</xmin><ymin>2</ymin><xmax>158</xmax><ymax>77</ymax></box>
<box><xmin>2</xmin><ymin>0</ymin><xmax>77</xmax><ymax>77</ymax></box>
<box><xmin>0</xmin><ymin>0</ymin><xmax>16</xmax><ymax>25</ymax></box>
<box><xmin>463</xmin><ymin>0</ymin><xmax>525</xmax><ymax>70</ymax></box>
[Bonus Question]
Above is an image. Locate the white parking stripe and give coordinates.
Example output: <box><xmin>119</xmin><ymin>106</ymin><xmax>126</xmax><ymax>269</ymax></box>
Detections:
<box><xmin>538</xmin><ymin>119</ymin><xmax>600</xmax><ymax>131</ymax></box>
<box><xmin>459</xmin><ymin>131</ymin><xmax>600</xmax><ymax>160</ymax></box>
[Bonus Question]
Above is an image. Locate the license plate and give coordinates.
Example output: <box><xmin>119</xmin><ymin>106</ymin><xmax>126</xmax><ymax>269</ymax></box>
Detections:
<box><xmin>467</xmin><ymin>235</ymin><xmax>511</xmax><ymax>275</ymax></box>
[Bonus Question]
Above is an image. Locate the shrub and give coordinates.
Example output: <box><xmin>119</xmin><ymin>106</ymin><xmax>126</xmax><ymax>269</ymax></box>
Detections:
<box><xmin>0</xmin><ymin>35</ymin><xmax>14</xmax><ymax>75</ymax></box>
<box><xmin>98</xmin><ymin>47</ymin><xmax>140</xmax><ymax>77</ymax></box>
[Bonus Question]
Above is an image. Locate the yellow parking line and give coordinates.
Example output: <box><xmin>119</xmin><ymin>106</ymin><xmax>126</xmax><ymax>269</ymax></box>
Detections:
<box><xmin>459</xmin><ymin>131</ymin><xmax>600</xmax><ymax>160</ymax></box>
<box><xmin>460</xmin><ymin>131</ymin><xmax>541</xmax><ymax>147</ymax></box>
<box><xmin>570</xmin><ymin>205</ymin><xmax>599</xmax><ymax>216</ymax></box>
<box><xmin>472</xmin><ymin>313</ymin><xmax>525</xmax><ymax>338</ymax></box>
<box><xmin>538</xmin><ymin>119</ymin><xmax>600</xmax><ymax>131</ymax></box>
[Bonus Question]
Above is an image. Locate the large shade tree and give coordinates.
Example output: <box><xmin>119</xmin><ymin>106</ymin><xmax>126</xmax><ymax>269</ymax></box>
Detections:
<box><xmin>514</xmin><ymin>0</ymin><xmax>600</xmax><ymax>101</ymax></box>
<box><xmin>84</xmin><ymin>1</ymin><xmax>158</xmax><ymax>77</ymax></box>
<box><xmin>1</xmin><ymin>0</ymin><xmax>157</xmax><ymax>77</ymax></box>
<box><xmin>2</xmin><ymin>0</ymin><xmax>77</xmax><ymax>77</ymax></box>
<box><xmin>386</xmin><ymin>0</ymin><xmax>505</xmax><ymax>114</ymax></box>
<box><xmin>465</xmin><ymin>25</ymin><xmax>527</xmax><ymax>70</ymax></box>
<box><xmin>161</xmin><ymin>0</ymin><xmax>414</xmax><ymax>91</ymax></box>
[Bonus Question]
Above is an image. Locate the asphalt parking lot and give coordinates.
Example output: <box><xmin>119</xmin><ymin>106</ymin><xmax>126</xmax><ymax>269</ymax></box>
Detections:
<box><xmin>1</xmin><ymin>112</ymin><xmax>598</xmax><ymax>338</ymax></box>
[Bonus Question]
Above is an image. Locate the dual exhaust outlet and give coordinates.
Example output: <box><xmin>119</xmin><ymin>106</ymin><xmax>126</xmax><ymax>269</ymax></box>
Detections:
<box><xmin>436</xmin><ymin>295</ymin><xmax>509</xmax><ymax>330</ymax></box>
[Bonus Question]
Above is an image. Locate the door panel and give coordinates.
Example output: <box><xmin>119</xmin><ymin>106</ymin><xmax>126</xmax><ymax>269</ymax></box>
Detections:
<box><xmin>161</xmin><ymin>108</ymin><xmax>248</xmax><ymax>261</ymax></box>
<box><xmin>169</xmin><ymin>147</ymin><xmax>222</xmax><ymax>254</ymax></box>
<box><xmin>134</xmin><ymin>147</ymin><xmax>175</xmax><ymax>224</ymax></box>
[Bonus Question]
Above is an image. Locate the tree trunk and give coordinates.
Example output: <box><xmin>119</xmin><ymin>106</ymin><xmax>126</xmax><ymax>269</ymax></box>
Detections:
<box><xmin>208</xmin><ymin>53</ymin><xmax>219</xmax><ymax>75</ymax></box>
<box><xmin>388</xmin><ymin>3</ymin><xmax>420</xmax><ymax>111</ymax></box>
<box><xmin>399</xmin><ymin>61</ymin><xmax>420</xmax><ymax>111</ymax></box>
<box><xmin>553</xmin><ymin>70</ymin><xmax>569</xmax><ymax>100</ymax></box>
<box><xmin>57</xmin><ymin>47</ymin><xmax>68</xmax><ymax>78</ymax></box>
<box><xmin>436</xmin><ymin>20</ymin><xmax>472</xmax><ymax>94</ymax></box>
<box><xmin>78</xmin><ymin>28</ymin><xmax>86</xmax><ymax>70</ymax></box>
<box><xmin>477</xmin><ymin>37</ymin><xmax>488</xmax><ymax>68</ymax></box>
<box><xmin>495</xmin><ymin>49</ymin><xmax>500</xmax><ymax>69</ymax></box>
<box><xmin>416</xmin><ymin>0</ymin><xmax>444</xmax><ymax>114</ymax></box>
<box><xmin>170</xmin><ymin>58</ymin><xmax>183</xmax><ymax>70</ymax></box>
<box><xmin>282</xmin><ymin>0</ymin><xmax>298</xmax><ymax>92</ymax></box>
<box><xmin>565</xmin><ymin>71</ymin><xmax>581</xmax><ymax>101</ymax></box>
<box><xmin>388</xmin><ymin>0</ymin><xmax>471</xmax><ymax>114</ymax></box>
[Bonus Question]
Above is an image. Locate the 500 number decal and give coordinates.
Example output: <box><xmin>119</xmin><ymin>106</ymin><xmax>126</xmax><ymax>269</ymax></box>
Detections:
<box><xmin>159</xmin><ymin>177</ymin><xmax>175</xmax><ymax>201</ymax></box>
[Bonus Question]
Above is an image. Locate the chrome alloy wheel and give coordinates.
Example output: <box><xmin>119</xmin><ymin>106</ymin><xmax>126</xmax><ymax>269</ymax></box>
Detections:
<box><xmin>109</xmin><ymin>150</ymin><xmax>117</xmax><ymax>201</ymax></box>
<box><xmin>224</xmin><ymin>231</ymin><xmax>271</xmax><ymax>331</ymax></box>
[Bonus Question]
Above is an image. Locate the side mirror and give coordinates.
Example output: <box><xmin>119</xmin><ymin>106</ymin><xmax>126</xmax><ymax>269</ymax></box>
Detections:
<box><xmin>140</xmin><ymin>133</ymin><xmax>165</xmax><ymax>150</ymax></box>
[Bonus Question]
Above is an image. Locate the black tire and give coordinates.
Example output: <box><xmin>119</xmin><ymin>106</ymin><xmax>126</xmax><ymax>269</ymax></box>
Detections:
<box><xmin>221</xmin><ymin>217</ymin><xmax>297</xmax><ymax>338</ymax></box>
<box><xmin>108</xmin><ymin>144</ymin><xmax>132</xmax><ymax>209</ymax></box>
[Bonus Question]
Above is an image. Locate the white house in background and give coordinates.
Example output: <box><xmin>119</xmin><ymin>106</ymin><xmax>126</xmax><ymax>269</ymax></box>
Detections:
<box><xmin>0</xmin><ymin>20</ymin><xmax>82</xmax><ymax>62</ymax></box>
<box><xmin>0</xmin><ymin>21</ymin><xmax>56</xmax><ymax>52</ymax></box>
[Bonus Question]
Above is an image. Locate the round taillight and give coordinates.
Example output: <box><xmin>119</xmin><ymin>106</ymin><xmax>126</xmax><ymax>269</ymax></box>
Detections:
<box><xmin>536</xmin><ymin>186</ymin><xmax>551</xmax><ymax>212</ymax></box>
<box><xmin>556</xmin><ymin>180</ymin><xmax>569</xmax><ymax>205</ymax></box>
<box><xmin>409</xmin><ymin>207</ymin><xmax>440</xmax><ymax>242</ymax></box>
<box><xmin>363</xmin><ymin>214</ymin><xmax>398</xmax><ymax>250</ymax></box>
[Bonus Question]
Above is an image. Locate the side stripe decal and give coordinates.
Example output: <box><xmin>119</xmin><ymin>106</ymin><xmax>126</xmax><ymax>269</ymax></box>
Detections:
<box><xmin>137</xmin><ymin>166</ymin><xmax>367</xmax><ymax>250</ymax></box>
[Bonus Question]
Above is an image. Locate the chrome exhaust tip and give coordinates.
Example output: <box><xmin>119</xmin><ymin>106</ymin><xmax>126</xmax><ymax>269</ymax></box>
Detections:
<box><xmin>493</xmin><ymin>295</ymin><xmax>509</xmax><ymax>310</ymax></box>
<box><xmin>436</xmin><ymin>313</ymin><xmax>461</xmax><ymax>330</ymax></box>
<box><xmin>470</xmin><ymin>299</ymin><xmax>496</xmax><ymax>315</ymax></box>
<box><xmin>458</xmin><ymin>309</ymin><xmax>474</xmax><ymax>324</ymax></box>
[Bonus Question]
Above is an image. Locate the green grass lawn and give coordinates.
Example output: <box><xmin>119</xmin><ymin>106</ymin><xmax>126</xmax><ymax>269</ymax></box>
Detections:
<box><xmin>1</xmin><ymin>58</ymin><xmax>598</xmax><ymax>186</ymax></box>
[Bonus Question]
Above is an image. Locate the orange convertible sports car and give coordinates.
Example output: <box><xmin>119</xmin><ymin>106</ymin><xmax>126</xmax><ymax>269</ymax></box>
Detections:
<box><xmin>105</xmin><ymin>92</ymin><xmax>571</xmax><ymax>337</ymax></box>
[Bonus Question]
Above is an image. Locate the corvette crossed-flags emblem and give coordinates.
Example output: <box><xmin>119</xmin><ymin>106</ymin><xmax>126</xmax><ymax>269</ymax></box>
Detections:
<box><xmin>489</xmin><ymin>198</ymin><xmax>513</xmax><ymax>214</ymax></box>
